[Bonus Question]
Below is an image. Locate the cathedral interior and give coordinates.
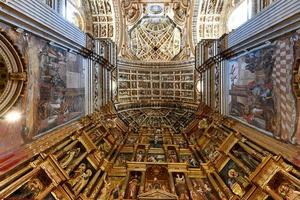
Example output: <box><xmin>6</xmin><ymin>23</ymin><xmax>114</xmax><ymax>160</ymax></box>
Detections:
<box><xmin>1</xmin><ymin>0</ymin><xmax>300</xmax><ymax>199</ymax></box>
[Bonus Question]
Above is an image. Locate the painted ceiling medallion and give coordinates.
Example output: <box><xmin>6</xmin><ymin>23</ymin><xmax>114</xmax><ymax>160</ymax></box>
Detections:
<box><xmin>0</xmin><ymin>33</ymin><xmax>26</xmax><ymax>117</ymax></box>
<box><xmin>149</xmin><ymin>5</ymin><xmax>163</xmax><ymax>15</ymax></box>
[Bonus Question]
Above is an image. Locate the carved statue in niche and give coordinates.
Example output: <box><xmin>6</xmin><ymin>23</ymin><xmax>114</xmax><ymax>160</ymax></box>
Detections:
<box><xmin>72</xmin><ymin>169</ymin><xmax>92</xmax><ymax>195</ymax></box>
<box><xmin>203</xmin><ymin>142</ymin><xmax>220</xmax><ymax>162</ymax></box>
<box><xmin>26</xmin><ymin>178</ymin><xmax>44</xmax><ymax>198</ymax></box>
<box><xmin>9</xmin><ymin>178</ymin><xmax>44</xmax><ymax>199</ymax></box>
<box><xmin>136</xmin><ymin>150</ymin><xmax>144</xmax><ymax>162</ymax></box>
<box><xmin>69</xmin><ymin>163</ymin><xmax>86</xmax><ymax>187</ymax></box>
<box><xmin>191</xmin><ymin>180</ymin><xmax>205</xmax><ymax>200</ymax></box>
<box><xmin>190</xmin><ymin>188</ymin><xmax>206</xmax><ymax>200</ymax></box>
<box><xmin>98</xmin><ymin>141</ymin><xmax>111</xmax><ymax>155</ymax></box>
<box><xmin>168</xmin><ymin>150</ymin><xmax>178</xmax><ymax>162</ymax></box>
<box><xmin>174</xmin><ymin>137</ymin><xmax>188</xmax><ymax>148</ymax></box>
<box><xmin>174</xmin><ymin>173</ymin><xmax>189</xmax><ymax>200</ymax></box>
<box><xmin>111</xmin><ymin>184</ymin><xmax>122</xmax><ymax>200</ymax></box>
<box><xmin>269</xmin><ymin>172</ymin><xmax>300</xmax><ymax>200</ymax></box>
<box><xmin>188</xmin><ymin>155</ymin><xmax>199</xmax><ymax>167</ymax></box>
<box><xmin>96</xmin><ymin>149</ymin><xmax>106</xmax><ymax>161</ymax></box>
<box><xmin>59</xmin><ymin>148</ymin><xmax>81</xmax><ymax>169</ymax></box>
<box><xmin>190</xmin><ymin>179</ymin><xmax>220</xmax><ymax>200</ymax></box>
<box><xmin>278</xmin><ymin>182</ymin><xmax>300</xmax><ymax>200</ymax></box>
<box><xmin>99</xmin><ymin>178</ymin><xmax>112</xmax><ymax>199</ymax></box>
<box><xmin>27</xmin><ymin>178</ymin><xmax>44</xmax><ymax>196</ymax></box>
<box><xmin>144</xmin><ymin>165</ymin><xmax>171</xmax><ymax>193</ymax></box>
<box><xmin>147</xmin><ymin>155</ymin><xmax>158</xmax><ymax>162</ymax></box>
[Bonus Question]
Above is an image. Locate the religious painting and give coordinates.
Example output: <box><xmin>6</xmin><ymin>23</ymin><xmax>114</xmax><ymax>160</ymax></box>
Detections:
<box><xmin>219</xmin><ymin>159</ymin><xmax>252</xmax><ymax>198</ymax></box>
<box><xmin>144</xmin><ymin>165</ymin><xmax>171</xmax><ymax>193</ymax></box>
<box><xmin>0</xmin><ymin>24</ymin><xmax>29</xmax><ymax>155</ymax></box>
<box><xmin>227</xmin><ymin>45</ymin><xmax>275</xmax><ymax>133</ymax></box>
<box><xmin>37</xmin><ymin>45</ymin><xmax>86</xmax><ymax>135</ymax></box>
<box><xmin>124</xmin><ymin>171</ymin><xmax>142</xmax><ymax>199</ymax></box>
<box><xmin>227</xmin><ymin>33</ymin><xmax>300</xmax><ymax>145</ymax></box>
<box><xmin>189</xmin><ymin>178</ymin><xmax>220</xmax><ymax>200</ymax></box>
<box><xmin>167</xmin><ymin>148</ymin><xmax>178</xmax><ymax>163</ymax></box>
<box><xmin>292</xmin><ymin>31</ymin><xmax>300</xmax><ymax>145</ymax></box>
<box><xmin>114</xmin><ymin>153</ymin><xmax>132</xmax><ymax>167</ymax></box>
<box><xmin>230</xmin><ymin>143</ymin><xmax>261</xmax><ymax>172</ymax></box>
<box><xmin>179</xmin><ymin>154</ymin><xmax>199</xmax><ymax>168</ymax></box>
<box><xmin>147</xmin><ymin>153</ymin><xmax>165</xmax><ymax>163</ymax></box>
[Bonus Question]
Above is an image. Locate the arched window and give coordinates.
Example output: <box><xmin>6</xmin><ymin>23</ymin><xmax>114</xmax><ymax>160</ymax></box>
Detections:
<box><xmin>227</xmin><ymin>0</ymin><xmax>252</xmax><ymax>32</ymax></box>
<box><xmin>66</xmin><ymin>0</ymin><xmax>84</xmax><ymax>30</ymax></box>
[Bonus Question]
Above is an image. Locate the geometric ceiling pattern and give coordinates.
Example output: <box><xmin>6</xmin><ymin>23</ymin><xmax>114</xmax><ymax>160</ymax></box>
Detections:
<box><xmin>130</xmin><ymin>16</ymin><xmax>181</xmax><ymax>61</ymax></box>
<box><xmin>119</xmin><ymin>0</ymin><xmax>192</xmax><ymax>62</ymax></box>
<box><xmin>118</xmin><ymin>108</ymin><xmax>195</xmax><ymax>133</ymax></box>
<box><xmin>197</xmin><ymin>0</ymin><xmax>225</xmax><ymax>40</ymax></box>
<box><xmin>88</xmin><ymin>0</ymin><xmax>115</xmax><ymax>39</ymax></box>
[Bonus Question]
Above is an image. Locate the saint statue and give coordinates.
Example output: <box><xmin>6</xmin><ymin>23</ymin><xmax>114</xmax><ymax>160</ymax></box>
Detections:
<box><xmin>69</xmin><ymin>163</ymin><xmax>86</xmax><ymax>187</ymax></box>
<box><xmin>175</xmin><ymin>174</ymin><xmax>185</xmax><ymax>184</ymax></box>
<box><xmin>59</xmin><ymin>148</ymin><xmax>81</xmax><ymax>169</ymax></box>
<box><xmin>136</xmin><ymin>151</ymin><xmax>144</xmax><ymax>162</ymax></box>
<box><xmin>99</xmin><ymin>179</ymin><xmax>112</xmax><ymax>199</ymax></box>
<box><xmin>72</xmin><ymin>169</ymin><xmax>92</xmax><ymax>195</ymax></box>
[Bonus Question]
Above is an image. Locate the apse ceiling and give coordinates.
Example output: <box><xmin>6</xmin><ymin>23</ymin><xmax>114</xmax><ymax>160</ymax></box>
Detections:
<box><xmin>84</xmin><ymin>0</ymin><xmax>239</xmax><ymax>61</ymax></box>
<box><xmin>118</xmin><ymin>0</ymin><xmax>193</xmax><ymax>62</ymax></box>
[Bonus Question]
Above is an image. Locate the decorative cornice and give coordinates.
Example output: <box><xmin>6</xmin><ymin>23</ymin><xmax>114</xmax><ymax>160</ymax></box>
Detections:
<box><xmin>0</xmin><ymin>0</ymin><xmax>86</xmax><ymax>50</ymax></box>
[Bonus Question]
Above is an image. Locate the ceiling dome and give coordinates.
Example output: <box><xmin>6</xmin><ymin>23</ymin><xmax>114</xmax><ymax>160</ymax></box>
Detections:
<box><xmin>130</xmin><ymin>17</ymin><xmax>182</xmax><ymax>61</ymax></box>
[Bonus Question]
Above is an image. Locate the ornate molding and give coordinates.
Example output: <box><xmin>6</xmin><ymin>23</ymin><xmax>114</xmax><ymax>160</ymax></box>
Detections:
<box><xmin>0</xmin><ymin>32</ymin><xmax>26</xmax><ymax>117</ymax></box>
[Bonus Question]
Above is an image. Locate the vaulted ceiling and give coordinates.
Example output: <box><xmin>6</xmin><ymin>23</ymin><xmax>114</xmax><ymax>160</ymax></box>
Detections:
<box><xmin>81</xmin><ymin>0</ymin><xmax>240</xmax><ymax>61</ymax></box>
<box><xmin>74</xmin><ymin>0</ymin><xmax>245</xmax><ymax>121</ymax></box>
